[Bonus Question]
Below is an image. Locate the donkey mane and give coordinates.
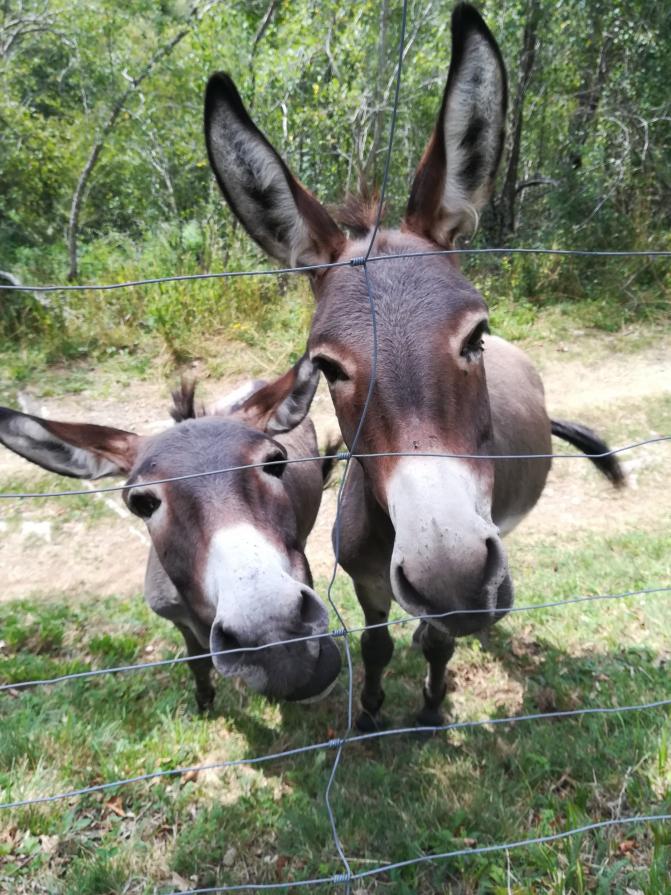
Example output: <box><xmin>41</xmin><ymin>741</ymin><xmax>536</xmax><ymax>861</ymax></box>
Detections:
<box><xmin>332</xmin><ymin>187</ymin><xmax>385</xmax><ymax>238</ymax></box>
<box><xmin>170</xmin><ymin>379</ymin><xmax>205</xmax><ymax>422</ymax></box>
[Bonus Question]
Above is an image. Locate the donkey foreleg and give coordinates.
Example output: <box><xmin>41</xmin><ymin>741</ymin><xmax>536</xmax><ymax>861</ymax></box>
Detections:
<box><xmin>354</xmin><ymin>582</ymin><xmax>394</xmax><ymax>733</ymax></box>
<box><xmin>414</xmin><ymin>620</ymin><xmax>455</xmax><ymax>727</ymax></box>
<box><xmin>175</xmin><ymin>623</ymin><xmax>215</xmax><ymax>713</ymax></box>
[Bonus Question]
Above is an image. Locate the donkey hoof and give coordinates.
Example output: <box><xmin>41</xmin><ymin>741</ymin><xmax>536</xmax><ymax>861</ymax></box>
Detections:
<box><xmin>355</xmin><ymin>709</ymin><xmax>386</xmax><ymax>733</ymax></box>
<box><xmin>196</xmin><ymin>689</ymin><xmax>216</xmax><ymax>714</ymax></box>
<box><xmin>415</xmin><ymin>706</ymin><xmax>445</xmax><ymax>729</ymax></box>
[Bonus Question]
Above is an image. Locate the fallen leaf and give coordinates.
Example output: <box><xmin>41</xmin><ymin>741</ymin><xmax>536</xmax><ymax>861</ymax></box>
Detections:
<box><xmin>463</xmin><ymin>837</ymin><xmax>477</xmax><ymax>847</ymax></box>
<box><xmin>39</xmin><ymin>835</ymin><xmax>59</xmax><ymax>855</ymax></box>
<box><xmin>181</xmin><ymin>769</ymin><xmax>199</xmax><ymax>786</ymax></box>
<box><xmin>618</xmin><ymin>838</ymin><xmax>637</xmax><ymax>855</ymax></box>
<box><xmin>104</xmin><ymin>796</ymin><xmax>126</xmax><ymax>818</ymax></box>
<box><xmin>223</xmin><ymin>846</ymin><xmax>237</xmax><ymax>866</ymax></box>
<box><xmin>171</xmin><ymin>872</ymin><xmax>192</xmax><ymax>891</ymax></box>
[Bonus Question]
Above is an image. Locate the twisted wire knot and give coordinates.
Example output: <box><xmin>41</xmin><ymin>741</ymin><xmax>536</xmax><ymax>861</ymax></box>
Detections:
<box><xmin>348</xmin><ymin>256</ymin><xmax>366</xmax><ymax>267</ymax></box>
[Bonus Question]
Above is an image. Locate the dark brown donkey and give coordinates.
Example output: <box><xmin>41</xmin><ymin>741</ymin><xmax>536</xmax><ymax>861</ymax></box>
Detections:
<box><xmin>0</xmin><ymin>358</ymin><xmax>341</xmax><ymax>709</ymax></box>
<box><xmin>202</xmin><ymin>3</ymin><xmax>624</xmax><ymax>729</ymax></box>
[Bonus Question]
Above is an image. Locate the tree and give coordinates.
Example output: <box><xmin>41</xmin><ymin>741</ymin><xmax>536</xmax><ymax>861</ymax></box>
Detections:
<box><xmin>65</xmin><ymin>0</ymin><xmax>220</xmax><ymax>280</ymax></box>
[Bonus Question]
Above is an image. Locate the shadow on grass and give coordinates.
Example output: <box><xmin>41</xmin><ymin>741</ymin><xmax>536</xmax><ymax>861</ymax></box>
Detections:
<box><xmin>1</xmin><ymin>598</ymin><xmax>670</xmax><ymax>894</ymax></box>
<box><xmin>165</xmin><ymin>629</ymin><xmax>671</xmax><ymax>894</ymax></box>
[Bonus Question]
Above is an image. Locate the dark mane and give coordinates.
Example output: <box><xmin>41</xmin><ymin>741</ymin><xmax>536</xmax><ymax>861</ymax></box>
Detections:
<box><xmin>170</xmin><ymin>379</ymin><xmax>205</xmax><ymax>422</ymax></box>
<box><xmin>331</xmin><ymin>186</ymin><xmax>385</xmax><ymax>238</ymax></box>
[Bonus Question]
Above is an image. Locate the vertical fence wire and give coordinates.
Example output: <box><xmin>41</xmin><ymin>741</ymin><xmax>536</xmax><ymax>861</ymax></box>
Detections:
<box><xmin>1</xmin><ymin>0</ymin><xmax>670</xmax><ymax>888</ymax></box>
<box><xmin>321</xmin><ymin>2</ymin><xmax>409</xmax><ymax>886</ymax></box>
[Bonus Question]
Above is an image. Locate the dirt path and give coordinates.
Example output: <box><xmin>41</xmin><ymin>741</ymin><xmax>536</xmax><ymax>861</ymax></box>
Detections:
<box><xmin>1</xmin><ymin>334</ymin><xmax>668</xmax><ymax>601</ymax></box>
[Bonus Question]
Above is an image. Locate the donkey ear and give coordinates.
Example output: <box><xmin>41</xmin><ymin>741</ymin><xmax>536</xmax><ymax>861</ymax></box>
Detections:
<box><xmin>404</xmin><ymin>3</ymin><xmax>507</xmax><ymax>245</ymax></box>
<box><xmin>232</xmin><ymin>354</ymin><xmax>319</xmax><ymax>435</ymax></box>
<box><xmin>205</xmin><ymin>72</ymin><xmax>345</xmax><ymax>269</ymax></box>
<box><xmin>0</xmin><ymin>407</ymin><xmax>139</xmax><ymax>478</ymax></box>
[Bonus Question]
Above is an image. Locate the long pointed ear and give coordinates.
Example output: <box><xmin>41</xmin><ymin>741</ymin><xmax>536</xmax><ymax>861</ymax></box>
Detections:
<box><xmin>205</xmin><ymin>72</ymin><xmax>346</xmax><ymax>269</ymax></box>
<box><xmin>228</xmin><ymin>354</ymin><xmax>320</xmax><ymax>435</ymax></box>
<box><xmin>0</xmin><ymin>408</ymin><xmax>139</xmax><ymax>478</ymax></box>
<box><xmin>404</xmin><ymin>3</ymin><xmax>507</xmax><ymax>246</ymax></box>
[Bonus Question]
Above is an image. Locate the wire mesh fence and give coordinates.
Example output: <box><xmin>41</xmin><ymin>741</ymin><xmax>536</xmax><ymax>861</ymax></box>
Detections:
<box><xmin>1</xmin><ymin>0</ymin><xmax>670</xmax><ymax>890</ymax></box>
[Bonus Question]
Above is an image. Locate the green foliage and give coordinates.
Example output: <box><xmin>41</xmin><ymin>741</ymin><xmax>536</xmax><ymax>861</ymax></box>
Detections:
<box><xmin>0</xmin><ymin>0</ymin><xmax>668</xmax><ymax>359</ymax></box>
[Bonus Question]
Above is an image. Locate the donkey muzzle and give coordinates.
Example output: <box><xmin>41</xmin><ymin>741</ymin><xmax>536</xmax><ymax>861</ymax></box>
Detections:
<box><xmin>387</xmin><ymin>456</ymin><xmax>513</xmax><ymax>636</ymax></box>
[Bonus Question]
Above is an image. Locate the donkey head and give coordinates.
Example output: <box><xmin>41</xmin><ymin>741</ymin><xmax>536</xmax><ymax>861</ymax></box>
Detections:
<box><xmin>204</xmin><ymin>3</ymin><xmax>512</xmax><ymax>636</ymax></box>
<box><xmin>0</xmin><ymin>357</ymin><xmax>341</xmax><ymax>701</ymax></box>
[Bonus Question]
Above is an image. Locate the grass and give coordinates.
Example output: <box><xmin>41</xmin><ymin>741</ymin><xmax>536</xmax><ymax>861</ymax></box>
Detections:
<box><xmin>0</xmin><ymin>522</ymin><xmax>670</xmax><ymax>893</ymax></box>
<box><xmin>1</xmin><ymin>238</ymin><xmax>669</xmax><ymax>408</ymax></box>
<box><xmin>0</xmin><ymin>310</ymin><xmax>669</xmax><ymax>892</ymax></box>
<box><xmin>0</xmin><ymin>472</ymin><xmax>115</xmax><ymax>532</ymax></box>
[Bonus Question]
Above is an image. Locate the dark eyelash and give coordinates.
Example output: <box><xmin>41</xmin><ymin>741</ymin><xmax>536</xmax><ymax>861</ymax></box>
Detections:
<box><xmin>262</xmin><ymin>451</ymin><xmax>286</xmax><ymax>477</ymax></box>
<box><xmin>460</xmin><ymin>322</ymin><xmax>489</xmax><ymax>360</ymax></box>
<box><xmin>314</xmin><ymin>357</ymin><xmax>348</xmax><ymax>384</ymax></box>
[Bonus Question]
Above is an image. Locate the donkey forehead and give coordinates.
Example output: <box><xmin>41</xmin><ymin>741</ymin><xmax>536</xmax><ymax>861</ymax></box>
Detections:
<box><xmin>128</xmin><ymin>417</ymin><xmax>276</xmax><ymax>482</ymax></box>
<box><xmin>310</xmin><ymin>231</ymin><xmax>488</xmax><ymax>346</ymax></box>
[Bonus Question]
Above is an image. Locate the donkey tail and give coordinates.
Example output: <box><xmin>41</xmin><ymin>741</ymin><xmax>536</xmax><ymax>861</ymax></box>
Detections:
<box><xmin>550</xmin><ymin>419</ymin><xmax>625</xmax><ymax>488</ymax></box>
<box><xmin>320</xmin><ymin>435</ymin><xmax>344</xmax><ymax>487</ymax></box>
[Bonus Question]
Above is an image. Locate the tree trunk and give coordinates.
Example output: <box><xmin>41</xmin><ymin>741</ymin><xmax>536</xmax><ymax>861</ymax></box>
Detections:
<box><xmin>494</xmin><ymin>0</ymin><xmax>540</xmax><ymax>243</ymax></box>
<box><xmin>362</xmin><ymin>0</ymin><xmax>390</xmax><ymax>186</ymax></box>
<box><xmin>249</xmin><ymin>0</ymin><xmax>280</xmax><ymax>109</ymax></box>
<box><xmin>568</xmin><ymin>32</ymin><xmax>612</xmax><ymax>170</ymax></box>
<box><xmin>66</xmin><ymin>0</ymin><xmax>217</xmax><ymax>280</ymax></box>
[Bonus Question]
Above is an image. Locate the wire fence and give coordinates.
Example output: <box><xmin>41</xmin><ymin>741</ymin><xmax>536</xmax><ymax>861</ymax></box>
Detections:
<box><xmin>2</xmin><ymin>0</ymin><xmax>671</xmax><ymax>890</ymax></box>
<box><xmin>1</xmin><ymin>437</ymin><xmax>669</xmax><ymax>500</ymax></box>
<box><xmin>1</xmin><ymin>246</ymin><xmax>671</xmax><ymax>294</ymax></box>
<box><xmin>1</xmin><ymin>584</ymin><xmax>669</xmax><ymax>695</ymax></box>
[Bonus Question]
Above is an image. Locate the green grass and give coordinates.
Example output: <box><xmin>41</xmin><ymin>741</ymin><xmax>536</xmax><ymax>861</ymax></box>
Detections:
<box><xmin>1</xmin><ymin>524</ymin><xmax>670</xmax><ymax>893</ymax></box>
<box><xmin>0</xmin><ymin>471</ymin><xmax>114</xmax><ymax>532</ymax></box>
<box><xmin>2</xmin><ymin>236</ymin><xmax>669</xmax><ymax>405</ymax></box>
<box><xmin>0</xmin><ymin>318</ymin><xmax>669</xmax><ymax>892</ymax></box>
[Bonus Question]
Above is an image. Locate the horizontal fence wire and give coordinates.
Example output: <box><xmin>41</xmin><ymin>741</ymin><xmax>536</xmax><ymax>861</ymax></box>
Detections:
<box><xmin>1</xmin><ymin>246</ymin><xmax>671</xmax><ymax>294</ymax></box>
<box><xmin>2</xmin><ymin>0</ymin><xmax>670</xmax><ymax>887</ymax></box>
<box><xmin>2</xmin><ymin>585</ymin><xmax>670</xmax><ymax>694</ymax></box>
<box><xmin>1</xmin><ymin>435</ymin><xmax>669</xmax><ymax>500</ymax></box>
<box><xmin>156</xmin><ymin>813</ymin><xmax>671</xmax><ymax>894</ymax></box>
<box><xmin>2</xmin><ymin>693</ymin><xmax>670</xmax><ymax>812</ymax></box>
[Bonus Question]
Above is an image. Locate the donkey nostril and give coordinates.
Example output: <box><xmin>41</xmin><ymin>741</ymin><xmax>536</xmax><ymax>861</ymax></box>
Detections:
<box><xmin>298</xmin><ymin>589</ymin><xmax>327</xmax><ymax>629</ymax></box>
<box><xmin>211</xmin><ymin>624</ymin><xmax>242</xmax><ymax>655</ymax></box>
<box><xmin>482</xmin><ymin>537</ymin><xmax>502</xmax><ymax>587</ymax></box>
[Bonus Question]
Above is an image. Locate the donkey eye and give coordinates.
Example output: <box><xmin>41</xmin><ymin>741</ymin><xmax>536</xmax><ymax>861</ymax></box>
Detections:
<box><xmin>128</xmin><ymin>491</ymin><xmax>162</xmax><ymax>518</ymax></box>
<box><xmin>262</xmin><ymin>450</ymin><xmax>286</xmax><ymax>478</ymax></box>
<box><xmin>461</xmin><ymin>321</ymin><xmax>489</xmax><ymax>361</ymax></box>
<box><xmin>314</xmin><ymin>356</ymin><xmax>348</xmax><ymax>385</ymax></box>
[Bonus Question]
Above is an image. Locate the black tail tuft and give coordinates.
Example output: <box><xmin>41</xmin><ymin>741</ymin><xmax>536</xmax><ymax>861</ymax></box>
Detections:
<box><xmin>551</xmin><ymin>419</ymin><xmax>625</xmax><ymax>488</ymax></box>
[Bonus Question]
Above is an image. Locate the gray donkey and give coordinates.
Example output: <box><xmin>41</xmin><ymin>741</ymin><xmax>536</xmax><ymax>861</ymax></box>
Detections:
<box><xmin>0</xmin><ymin>357</ymin><xmax>341</xmax><ymax>710</ymax></box>
<box><xmin>201</xmin><ymin>2</ymin><xmax>624</xmax><ymax>729</ymax></box>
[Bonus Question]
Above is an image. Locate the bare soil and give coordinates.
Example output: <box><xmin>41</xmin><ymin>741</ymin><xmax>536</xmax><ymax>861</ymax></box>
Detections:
<box><xmin>1</xmin><ymin>334</ymin><xmax>669</xmax><ymax>601</ymax></box>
